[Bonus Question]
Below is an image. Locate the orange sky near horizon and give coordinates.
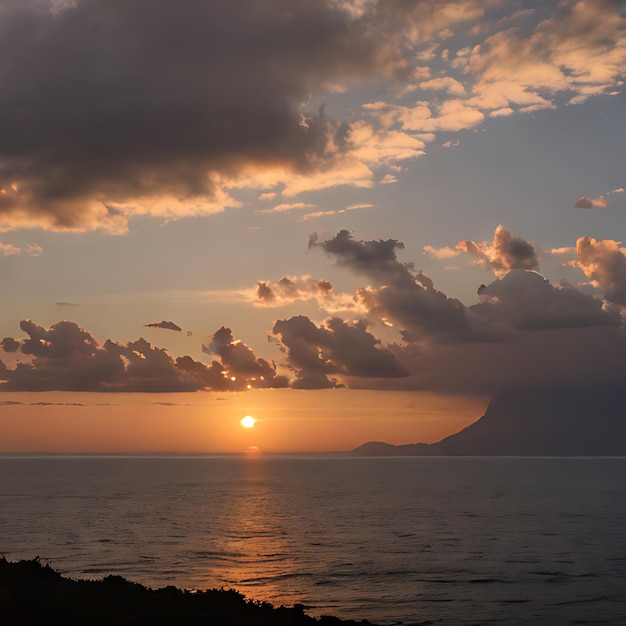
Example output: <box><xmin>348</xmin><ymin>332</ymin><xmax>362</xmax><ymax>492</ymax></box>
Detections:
<box><xmin>0</xmin><ymin>389</ymin><xmax>487</xmax><ymax>454</ymax></box>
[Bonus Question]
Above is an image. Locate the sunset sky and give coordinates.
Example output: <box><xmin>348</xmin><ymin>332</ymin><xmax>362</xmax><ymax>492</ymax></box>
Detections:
<box><xmin>1</xmin><ymin>0</ymin><xmax>625</xmax><ymax>453</ymax></box>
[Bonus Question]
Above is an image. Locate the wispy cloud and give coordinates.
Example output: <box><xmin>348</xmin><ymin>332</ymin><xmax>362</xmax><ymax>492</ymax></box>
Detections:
<box><xmin>257</xmin><ymin>202</ymin><xmax>317</xmax><ymax>215</ymax></box>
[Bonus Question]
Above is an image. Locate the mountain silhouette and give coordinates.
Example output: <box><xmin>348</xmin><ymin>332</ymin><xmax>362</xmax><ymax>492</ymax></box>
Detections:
<box><xmin>353</xmin><ymin>383</ymin><xmax>626</xmax><ymax>456</ymax></box>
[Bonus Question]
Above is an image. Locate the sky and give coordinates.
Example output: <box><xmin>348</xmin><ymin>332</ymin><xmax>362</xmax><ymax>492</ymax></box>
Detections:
<box><xmin>0</xmin><ymin>0</ymin><xmax>625</xmax><ymax>453</ymax></box>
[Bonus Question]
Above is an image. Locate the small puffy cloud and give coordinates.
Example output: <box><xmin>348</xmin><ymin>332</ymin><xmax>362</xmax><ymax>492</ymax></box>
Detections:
<box><xmin>377</xmin><ymin>99</ymin><xmax>484</xmax><ymax>134</ymax></box>
<box><xmin>575</xmin><ymin>195</ymin><xmax>606</xmax><ymax>209</ymax></box>
<box><xmin>0</xmin><ymin>242</ymin><xmax>41</xmax><ymax>256</ymax></box>
<box><xmin>144</xmin><ymin>321</ymin><xmax>183</xmax><ymax>332</ymax></box>
<box><xmin>272</xmin><ymin>315</ymin><xmax>408</xmax><ymax>389</ymax></box>
<box><xmin>254</xmin><ymin>275</ymin><xmax>367</xmax><ymax>315</ymax></box>
<box><xmin>258</xmin><ymin>192</ymin><xmax>277</xmax><ymax>201</ymax></box>
<box><xmin>423</xmin><ymin>245</ymin><xmax>461</xmax><ymax>260</ymax></box>
<box><xmin>456</xmin><ymin>225</ymin><xmax>540</xmax><ymax>277</ymax></box>
<box><xmin>380</xmin><ymin>174</ymin><xmax>398</xmax><ymax>184</ymax></box>
<box><xmin>576</xmin><ymin>237</ymin><xmax>626</xmax><ymax>306</ymax></box>
<box><xmin>419</xmin><ymin>76</ymin><xmax>466</xmax><ymax>96</ymax></box>
<box><xmin>256</xmin><ymin>276</ymin><xmax>334</xmax><ymax>306</ymax></box>
<box><xmin>0</xmin><ymin>243</ymin><xmax>20</xmax><ymax>256</ymax></box>
<box><xmin>1</xmin><ymin>337</ymin><xmax>20</xmax><ymax>353</ymax></box>
<box><xmin>489</xmin><ymin>107</ymin><xmax>514</xmax><ymax>118</ymax></box>
<box><xmin>575</xmin><ymin>187</ymin><xmax>623</xmax><ymax>209</ymax></box>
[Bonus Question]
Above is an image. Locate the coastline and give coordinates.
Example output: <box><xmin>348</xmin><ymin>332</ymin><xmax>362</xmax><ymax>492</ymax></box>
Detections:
<box><xmin>0</xmin><ymin>557</ymin><xmax>389</xmax><ymax>625</ymax></box>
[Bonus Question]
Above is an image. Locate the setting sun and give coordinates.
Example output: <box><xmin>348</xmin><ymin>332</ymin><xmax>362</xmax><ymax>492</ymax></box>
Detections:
<box><xmin>240</xmin><ymin>415</ymin><xmax>256</xmax><ymax>429</ymax></box>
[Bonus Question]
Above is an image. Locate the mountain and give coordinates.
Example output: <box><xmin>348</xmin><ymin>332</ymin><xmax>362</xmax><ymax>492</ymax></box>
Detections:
<box><xmin>353</xmin><ymin>384</ymin><xmax>626</xmax><ymax>456</ymax></box>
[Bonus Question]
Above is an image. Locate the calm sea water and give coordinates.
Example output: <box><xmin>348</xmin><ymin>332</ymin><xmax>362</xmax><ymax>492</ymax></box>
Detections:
<box><xmin>2</xmin><ymin>455</ymin><xmax>626</xmax><ymax>624</ymax></box>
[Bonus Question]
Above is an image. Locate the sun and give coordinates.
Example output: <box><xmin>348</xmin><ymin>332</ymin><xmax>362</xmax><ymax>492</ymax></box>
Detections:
<box><xmin>240</xmin><ymin>415</ymin><xmax>256</xmax><ymax>428</ymax></box>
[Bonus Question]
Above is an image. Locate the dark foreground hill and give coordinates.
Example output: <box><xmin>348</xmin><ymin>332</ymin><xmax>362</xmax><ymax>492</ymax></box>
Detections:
<box><xmin>0</xmin><ymin>557</ymin><xmax>381</xmax><ymax>626</ymax></box>
<box><xmin>354</xmin><ymin>384</ymin><xmax>626</xmax><ymax>456</ymax></box>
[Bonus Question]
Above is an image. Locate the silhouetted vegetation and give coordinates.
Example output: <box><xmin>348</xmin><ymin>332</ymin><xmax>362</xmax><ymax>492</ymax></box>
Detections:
<box><xmin>0</xmin><ymin>557</ymin><xmax>384</xmax><ymax>625</ymax></box>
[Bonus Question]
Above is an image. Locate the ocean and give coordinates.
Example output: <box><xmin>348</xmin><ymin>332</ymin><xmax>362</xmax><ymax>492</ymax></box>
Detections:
<box><xmin>2</xmin><ymin>455</ymin><xmax>626</xmax><ymax>624</ymax></box>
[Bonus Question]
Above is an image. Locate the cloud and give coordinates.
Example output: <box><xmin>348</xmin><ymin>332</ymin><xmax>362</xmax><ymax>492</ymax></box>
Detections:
<box><xmin>380</xmin><ymin>174</ymin><xmax>398</xmax><ymax>184</ymax></box>
<box><xmin>202</xmin><ymin>326</ymin><xmax>289</xmax><ymax>389</ymax></box>
<box><xmin>272</xmin><ymin>315</ymin><xmax>408</xmax><ymax>388</ymax></box>
<box><xmin>0</xmin><ymin>242</ymin><xmax>42</xmax><ymax>256</ymax></box>
<box><xmin>144</xmin><ymin>321</ymin><xmax>183</xmax><ymax>332</ymax></box>
<box><xmin>575</xmin><ymin>187</ymin><xmax>623</xmax><ymax>209</ymax></box>
<box><xmin>246</xmin><ymin>275</ymin><xmax>366</xmax><ymax>315</ymax></box>
<box><xmin>0</xmin><ymin>0</ymin><xmax>410</xmax><ymax>232</ymax></box>
<box><xmin>576</xmin><ymin>237</ymin><xmax>626</xmax><ymax>306</ymax></box>
<box><xmin>419</xmin><ymin>76</ymin><xmax>466</xmax><ymax>96</ymax></box>
<box><xmin>310</xmin><ymin>230</ymin><xmax>469</xmax><ymax>337</ymax></box>
<box><xmin>423</xmin><ymin>245</ymin><xmax>461</xmax><ymax>260</ymax></box>
<box><xmin>456</xmin><ymin>225</ymin><xmax>540</xmax><ymax>277</ymax></box>
<box><xmin>575</xmin><ymin>195</ymin><xmax>606</xmax><ymax>209</ymax></box>
<box><xmin>257</xmin><ymin>202</ymin><xmax>317</xmax><ymax>215</ymax></box>
<box><xmin>300</xmin><ymin>202</ymin><xmax>373</xmax><ymax>221</ymax></box>
<box><xmin>256</xmin><ymin>276</ymin><xmax>334</xmax><ymax>306</ymax></box>
<box><xmin>470</xmin><ymin>269</ymin><xmax>620</xmax><ymax>332</ymax></box>
<box><xmin>301</xmin><ymin>228</ymin><xmax>626</xmax><ymax>393</ymax></box>
<box><xmin>1</xmin><ymin>337</ymin><xmax>20</xmax><ymax>352</ymax></box>
<box><xmin>461</xmin><ymin>0</ymin><xmax>626</xmax><ymax>111</ymax></box>
<box><xmin>0</xmin><ymin>1</ymin><xmax>621</xmax><ymax>233</ymax></box>
<box><xmin>0</xmin><ymin>319</ymin><xmax>286</xmax><ymax>392</ymax></box>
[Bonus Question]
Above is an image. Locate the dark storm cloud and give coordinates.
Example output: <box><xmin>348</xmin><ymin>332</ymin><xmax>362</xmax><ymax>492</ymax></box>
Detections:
<box><xmin>272</xmin><ymin>315</ymin><xmax>408</xmax><ymax>389</ymax></box>
<box><xmin>0</xmin><ymin>0</ymin><xmax>404</xmax><ymax>231</ymax></box>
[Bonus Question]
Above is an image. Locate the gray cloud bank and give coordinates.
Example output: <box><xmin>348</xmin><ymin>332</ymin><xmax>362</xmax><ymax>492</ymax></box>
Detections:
<box><xmin>0</xmin><ymin>320</ymin><xmax>287</xmax><ymax>392</ymax></box>
<box><xmin>2</xmin><ymin>229</ymin><xmax>626</xmax><ymax>395</ymax></box>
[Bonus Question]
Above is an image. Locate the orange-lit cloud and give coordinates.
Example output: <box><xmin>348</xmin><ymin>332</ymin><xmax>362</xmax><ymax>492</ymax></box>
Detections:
<box><xmin>456</xmin><ymin>225</ymin><xmax>540</xmax><ymax>277</ymax></box>
<box><xmin>0</xmin><ymin>1</ymin><xmax>622</xmax><ymax>232</ymax></box>
<box><xmin>423</xmin><ymin>245</ymin><xmax>461</xmax><ymax>260</ymax></box>
<box><xmin>576</xmin><ymin>237</ymin><xmax>626</xmax><ymax>306</ymax></box>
